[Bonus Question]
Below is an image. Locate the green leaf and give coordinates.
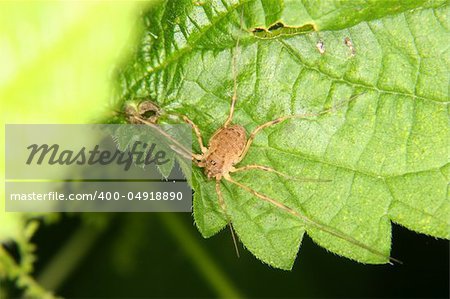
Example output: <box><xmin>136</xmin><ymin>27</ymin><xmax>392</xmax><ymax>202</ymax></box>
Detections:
<box><xmin>0</xmin><ymin>1</ymin><xmax>144</xmax><ymax>294</ymax></box>
<box><xmin>115</xmin><ymin>0</ymin><xmax>450</xmax><ymax>270</ymax></box>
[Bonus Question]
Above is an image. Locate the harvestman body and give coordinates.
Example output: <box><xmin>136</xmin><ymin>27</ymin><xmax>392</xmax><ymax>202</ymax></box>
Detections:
<box><xmin>179</xmin><ymin>62</ymin><xmax>400</xmax><ymax>263</ymax></box>
<box><xmin>133</xmin><ymin>28</ymin><xmax>400</xmax><ymax>264</ymax></box>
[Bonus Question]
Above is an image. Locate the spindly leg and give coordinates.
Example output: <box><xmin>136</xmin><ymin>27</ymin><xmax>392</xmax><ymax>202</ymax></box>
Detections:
<box><xmin>236</xmin><ymin>94</ymin><xmax>363</xmax><ymax>163</ymax></box>
<box><xmin>223</xmin><ymin>16</ymin><xmax>242</xmax><ymax>128</ymax></box>
<box><xmin>231</xmin><ymin>165</ymin><xmax>331</xmax><ymax>182</ymax></box>
<box><xmin>168</xmin><ymin>145</ymin><xmax>202</xmax><ymax>166</ymax></box>
<box><xmin>215</xmin><ymin>179</ymin><xmax>240</xmax><ymax>257</ymax></box>
<box><xmin>133</xmin><ymin>115</ymin><xmax>195</xmax><ymax>161</ymax></box>
<box><xmin>182</xmin><ymin>115</ymin><xmax>207</xmax><ymax>154</ymax></box>
<box><xmin>223</xmin><ymin>66</ymin><xmax>237</xmax><ymax>128</ymax></box>
<box><xmin>223</xmin><ymin>174</ymin><xmax>400</xmax><ymax>264</ymax></box>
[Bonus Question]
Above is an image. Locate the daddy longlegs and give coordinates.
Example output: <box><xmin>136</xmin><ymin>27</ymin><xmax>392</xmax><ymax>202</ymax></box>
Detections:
<box><xmin>132</xmin><ymin>19</ymin><xmax>400</xmax><ymax>265</ymax></box>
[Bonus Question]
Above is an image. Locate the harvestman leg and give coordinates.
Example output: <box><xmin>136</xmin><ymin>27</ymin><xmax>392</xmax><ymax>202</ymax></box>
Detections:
<box><xmin>133</xmin><ymin>115</ymin><xmax>195</xmax><ymax>161</ymax></box>
<box><xmin>183</xmin><ymin>116</ymin><xmax>242</xmax><ymax>255</ymax></box>
<box><xmin>230</xmin><ymin>165</ymin><xmax>331</xmax><ymax>182</ymax></box>
<box><xmin>223</xmin><ymin>25</ymin><xmax>241</xmax><ymax>128</ymax></box>
<box><xmin>210</xmin><ymin>14</ymin><xmax>245</xmax><ymax>256</ymax></box>
<box><xmin>187</xmin><ymin>12</ymin><xmax>242</xmax><ymax>139</ymax></box>
<box><xmin>183</xmin><ymin>42</ymin><xmax>239</xmax><ymax>149</ymax></box>
<box><xmin>223</xmin><ymin>58</ymin><xmax>238</xmax><ymax>128</ymax></box>
<box><xmin>236</xmin><ymin>95</ymin><xmax>362</xmax><ymax>164</ymax></box>
<box><xmin>182</xmin><ymin>115</ymin><xmax>207</xmax><ymax>155</ymax></box>
<box><xmin>224</xmin><ymin>174</ymin><xmax>400</xmax><ymax>264</ymax></box>
<box><xmin>215</xmin><ymin>179</ymin><xmax>240</xmax><ymax>257</ymax></box>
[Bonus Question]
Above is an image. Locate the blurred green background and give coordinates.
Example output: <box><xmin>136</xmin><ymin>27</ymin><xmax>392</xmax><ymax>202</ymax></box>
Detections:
<box><xmin>34</xmin><ymin>213</ymin><xmax>449</xmax><ymax>298</ymax></box>
<box><xmin>0</xmin><ymin>1</ymin><xmax>448</xmax><ymax>298</ymax></box>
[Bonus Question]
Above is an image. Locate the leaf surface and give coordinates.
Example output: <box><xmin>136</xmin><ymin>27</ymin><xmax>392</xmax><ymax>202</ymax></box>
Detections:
<box><xmin>116</xmin><ymin>0</ymin><xmax>450</xmax><ymax>269</ymax></box>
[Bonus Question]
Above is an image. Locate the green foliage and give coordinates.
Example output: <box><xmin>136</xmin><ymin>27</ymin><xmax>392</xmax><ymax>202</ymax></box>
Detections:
<box><xmin>0</xmin><ymin>2</ymin><xmax>143</xmax><ymax>296</ymax></box>
<box><xmin>117</xmin><ymin>0</ymin><xmax>450</xmax><ymax>270</ymax></box>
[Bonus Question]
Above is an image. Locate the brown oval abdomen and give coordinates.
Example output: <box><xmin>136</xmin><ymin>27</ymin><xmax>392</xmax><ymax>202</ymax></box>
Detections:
<box><xmin>203</xmin><ymin>125</ymin><xmax>247</xmax><ymax>178</ymax></box>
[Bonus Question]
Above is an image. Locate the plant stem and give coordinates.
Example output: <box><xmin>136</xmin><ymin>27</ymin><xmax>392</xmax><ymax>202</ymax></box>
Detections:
<box><xmin>36</xmin><ymin>224</ymin><xmax>101</xmax><ymax>292</ymax></box>
<box><xmin>158</xmin><ymin>213</ymin><xmax>244</xmax><ymax>299</ymax></box>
